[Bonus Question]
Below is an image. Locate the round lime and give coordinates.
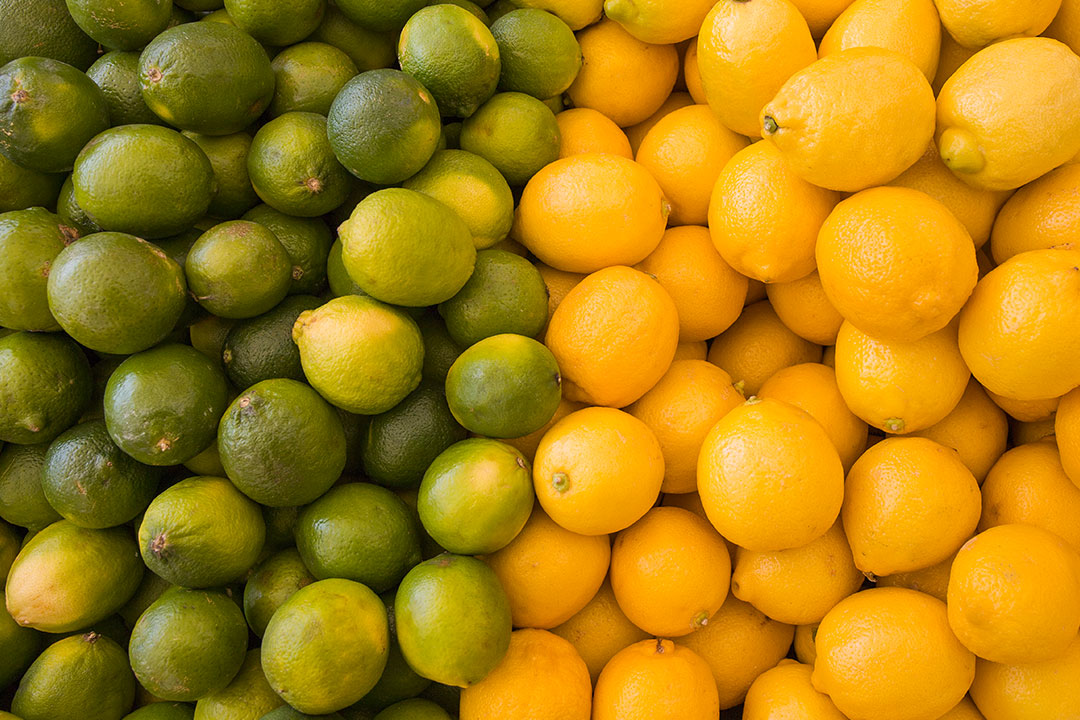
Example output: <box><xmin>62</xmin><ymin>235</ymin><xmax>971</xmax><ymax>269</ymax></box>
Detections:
<box><xmin>243</xmin><ymin>548</ymin><xmax>316</xmax><ymax>637</ymax></box>
<box><xmin>66</xmin><ymin>0</ymin><xmax>172</xmax><ymax>51</ymax></box>
<box><xmin>185</xmin><ymin>220</ymin><xmax>293</xmax><ymax>319</ymax></box>
<box><xmin>0</xmin><ymin>207</ymin><xmax>78</xmax><ymax>332</ymax></box>
<box><xmin>224</xmin><ymin>0</ymin><xmax>326</xmax><ymax>45</ymax></box>
<box><xmin>0</xmin><ymin>332</ymin><xmax>91</xmax><ymax>445</ymax></box>
<box><xmin>438</xmin><ymin>249</ymin><xmax>548</xmax><ymax>346</ymax></box>
<box><xmin>182</xmin><ymin>131</ymin><xmax>259</xmax><ymax>219</ymax></box>
<box><xmin>270</xmin><ymin>41</ymin><xmax>359</xmax><ymax>117</ymax></box>
<box><xmin>86</xmin><ymin>51</ymin><xmax>164</xmax><ymax>126</ymax></box>
<box><xmin>459</xmin><ymin>91</ymin><xmax>560</xmax><ymax>186</ymax></box>
<box><xmin>491</xmin><ymin>8</ymin><xmax>582</xmax><ymax>99</ymax></box>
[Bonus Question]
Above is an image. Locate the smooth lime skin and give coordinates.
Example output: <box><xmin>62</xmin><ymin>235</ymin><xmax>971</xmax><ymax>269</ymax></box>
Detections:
<box><xmin>224</xmin><ymin>0</ymin><xmax>326</xmax><ymax>46</ymax></box>
<box><xmin>185</xmin><ymin>220</ymin><xmax>293</xmax><ymax>319</ymax></box>
<box><xmin>0</xmin><ymin>150</ymin><xmax>65</xmax><ymax>213</ymax></box>
<box><xmin>222</xmin><ymin>294</ymin><xmax>322</xmax><ymax>389</ymax></box>
<box><xmin>0</xmin><ymin>442</ymin><xmax>60</xmax><ymax>530</ymax></box>
<box><xmin>183</xmin><ymin>132</ymin><xmax>259</xmax><ymax>219</ymax></box>
<box><xmin>0</xmin><ymin>332</ymin><xmax>91</xmax><ymax>445</ymax></box>
<box><xmin>66</xmin><ymin>0</ymin><xmax>172</xmax><ymax>51</ymax></box>
<box><xmin>491</xmin><ymin>8</ymin><xmax>582</xmax><ymax>99</ymax></box>
<box><xmin>243</xmin><ymin>547</ymin><xmax>315</xmax><ymax>637</ymax></box>
<box><xmin>0</xmin><ymin>207</ymin><xmax>78</xmax><ymax>331</ymax></box>
<box><xmin>242</xmin><ymin>205</ymin><xmax>333</xmax><ymax>295</ymax></box>
<box><xmin>0</xmin><ymin>0</ymin><xmax>100</xmax><ymax>70</ymax></box>
<box><xmin>459</xmin><ymin>91</ymin><xmax>561</xmax><ymax>186</ymax></box>
<box><xmin>334</xmin><ymin>0</ymin><xmax>427</xmax><ymax>32</ymax></box>
<box><xmin>309</xmin><ymin>6</ymin><xmax>397</xmax><ymax>72</ymax></box>
<box><xmin>193</xmin><ymin>648</ymin><xmax>285</xmax><ymax>719</ymax></box>
<box><xmin>269</xmin><ymin>42</ymin><xmax>359</xmax><ymax>117</ymax></box>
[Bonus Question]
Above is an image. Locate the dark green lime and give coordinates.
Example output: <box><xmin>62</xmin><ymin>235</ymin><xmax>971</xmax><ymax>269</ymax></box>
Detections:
<box><xmin>416</xmin><ymin>311</ymin><xmax>464</xmax><ymax>385</ymax></box>
<box><xmin>188</xmin><ymin>313</ymin><xmax>235</xmax><ymax>367</ymax></box>
<box><xmin>66</xmin><ymin>0</ymin><xmax>172</xmax><ymax>51</ymax></box>
<box><xmin>55</xmin><ymin>174</ymin><xmax>102</xmax><ymax>236</ymax></box>
<box><xmin>186</xmin><ymin>220</ymin><xmax>293</xmax><ymax>319</ymax></box>
<box><xmin>0</xmin><ymin>0</ymin><xmax>99</xmax><ymax>70</ymax></box>
<box><xmin>242</xmin><ymin>205</ymin><xmax>333</xmax><ymax>295</ymax></box>
<box><xmin>182</xmin><ymin>132</ymin><xmax>260</xmax><ymax>219</ymax></box>
<box><xmin>270</xmin><ymin>42</ymin><xmax>358</xmax><ymax>117</ymax></box>
<box><xmin>0</xmin><ymin>207</ymin><xmax>79</xmax><ymax>331</ymax></box>
<box><xmin>222</xmin><ymin>295</ymin><xmax>322</xmax><ymax>389</ymax></box>
<box><xmin>0</xmin><ymin>150</ymin><xmax>64</xmax><ymax>213</ymax></box>
<box><xmin>438</xmin><ymin>249</ymin><xmax>548</xmax><ymax>346</ymax></box>
<box><xmin>309</xmin><ymin>6</ymin><xmax>397</xmax><ymax>72</ymax></box>
<box><xmin>0</xmin><ymin>442</ymin><xmax>59</xmax><ymax>530</ymax></box>
<box><xmin>243</xmin><ymin>547</ymin><xmax>316</xmax><ymax>636</ymax></box>
<box><xmin>87</xmin><ymin>51</ymin><xmax>164</xmax><ymax>126</ymax></box>
<box><xmin>335</xmin><ymin>0</ymin><xmax>427</xmax><ymax>31</ymax></box>
<box><xmin>0</xmin><ymin>332</ymin><xmax>91</xmax><ymax>445</ymax></box>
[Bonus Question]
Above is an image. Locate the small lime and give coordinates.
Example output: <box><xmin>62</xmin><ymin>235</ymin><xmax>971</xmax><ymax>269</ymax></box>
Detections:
<box><xmin>327</xmin><ymin>238</ymin><xmax>367</xmax><ymax>297</ymax></box>
<box><xmin>182</xmin><ymin>131</ymin><xmax>260</xmax><ymax>219</ymax></box>
<box><xmin>438</xmin><ymin>249</ymin><xmax>548</xmax><ymax>346</ymax></box>
<box><xmin>0</xmin><ymin>590</ymin><xmax>41</xmax><ymax>690</ymax></box>
<box><xmin>335</xmin><ymin>0</ymin><xmax>427</xmax><ymax>31</ymax></box>
<box><xmin>66</xmin><ymin>0</ymin><xmax>171</xmax><ymax>50</ymax></box>
<box><xmin>0</xmin><ymin>443</ymin><xmax>60</xmax><ymax>530</ymax></box>
<box><xmin>459</xmin><ymin>91</ymin><xmax>560</xmax><ymax>186</ymax></box>
<box><xmin>243</xmin><ymin>547</ymin><xmax>316</xmax><ymax>636</ymax></box>
<box><xmin>194</xmin><ymin>648</ymin><xmax>285</xmax><ymax>719</ymax></box>
<box><xmin>122</xmin><ymin>704</ymin><xmax>195</xmax><ymax>720</ymax></box>
<box><xmin>416</xmin><ymin>311</ymin><xmax>464</xmax><ymax>384</ymax></box>
<box><xmin>0</xmin><ymin>207</ymin><xmax>78</xmax><ymax>332</ymax></box>
<box><xmin>492</xmin><ymin>9</ymin><xmax>581</xmax><ymax>99</ymax></box>
<box><xmin>374</xmin><ymin>699</ymin><xmax>452</xmax><ymax>720</ymax></box>
<box><xmin>185</xmin><ymin>220</ymin><xmax>293</xmax><ymax>319</ymax></box>
<box><xmin>0</xmin><ymin>0</ymin><xmax>99</xmax><ymax>70</ymax></box>
<box><xmin>0</xmin><ymin>332</ymin><xmax>91</xmax><ymax>445</ymax></box>
<box><xmin>222</xmin><ymin>294</ymin><xmax>322</xmax><ymax>389</ymax></box>
<box><xmin>0</xmin><ymin>152</ymin><xmax>64</xmax><ymax>214</ymax></box>
<box><xmin>349</xmin><ymin>590</ymin><xmax>431</xmax><ymax>712</ymax></box>
<box><xmin>270</xmin><ymin>42</ymin><xmax>359</xmax><ymax>117</ymax></box>
<box><xmin>55</xmin><ymin>174</ymin><xmax>101</xmax><ymax>236</ymax></box>
<box><xmin>86</xmin><ymin>51</ymin><xmax>164</xmax><ymax>126</ymax></box>
<box><xmin>242</xmin><ymin>205</ymin><xmax>333</xmax><ymax>295</ymax></box>
<box><xmin>309</xmin><ymin>6</ymin><xmax>397</xmax><ymax>72</ymax></box>
<box><xmin>224</xmin><ymin>0</ymin><xmax>326</xmax><ymax>45</ymax></box>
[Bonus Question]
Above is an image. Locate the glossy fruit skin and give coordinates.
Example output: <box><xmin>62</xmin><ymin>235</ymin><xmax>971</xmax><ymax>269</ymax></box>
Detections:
<box><xmin>66</xmin><ymin>0</ymin><xmax>173</xmax><ymax>51</ymax></box>
<box><xmin>0</xmin><ymin>331</ymin><xmax>91</xmax><ymax>446</ymax></box>
<box><xmin>0</xmin><ymin>207</ymin><xmax>78</xmax><ymax>332</ymax></box>
<box><xmin>592</xmin><ymin>638</ymin><xmax>720</xmax><ymax>720</ymax></box>
<box><xmin>819</xmin><ymin>0</ymin><xmax>942</xmax><ymax>80</ymax></box>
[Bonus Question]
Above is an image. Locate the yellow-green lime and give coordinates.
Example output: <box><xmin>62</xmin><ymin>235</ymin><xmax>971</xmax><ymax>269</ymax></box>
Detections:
<box><xmin>5</xmin><ymin>520</ymin><xmax>143</xmax><ymax>633</ymax></box>
<box><xmin>103</xmin><ymin>344</ymin><xmax>229</xmax><ymax>466</ymax></box>
<box><xmin>295</xmin><ymin>482</ymin><xmax>422</xmax><ymax>591</ymax></box>
<box><xmin>189</xmin><ymin>314</ymin><xmax>235</xmax><ymax>367</ymax></box>
<box><xmin>185</xmin><ymin>220</ymin><xmax>293</xmax><ymax>319</ymax></box>
<box><xmin>292</xmin><ymin>295</ymin><xmax>424</xmax><ymax>414</ymax></box>
<box><xmin>193</xmin><ymin>648</ymin><xmax>285</xmax><ymax>720</ymax></box>
<box><xmin>486</xmin><ymin>0</ymin><xmax>518</xmax><ymax>23</ymax></box>
<box><xmin>335</xmin><ymin>0</ymin><xmax>427</xmax><ymax>31</ymax></box>
<box><xmin>433</xmin><ymin>0</ymin><xmax>489</xmax><ymax>22</ymax></box>
<box><xmin>327</xmin><ymin>238</ymin><xmax>367</xmax><ymax>297</ymax></box>
<box><xmin>0</xmin><ymin>332</ymin><xmax>91</xmax><ymax>445</ymax></box>
<box><xmin>182</xmin><ymin>132</ymin><xmax>259</xmax><ymax>220</ymax></box>
<box><xmin>123</xmin><ymin>704</ymin><xmax>196</xmax><ymax>720</ymax></box>
<box><xmin>327</xmin><ymin>69</ymin><xmax>442</xmax><ymax>184</ymax></box>
<box><xmin>398</xmin><ymin>4</ymin><xmax>500</xmax><ymax>118</ymax></box>
<box><xmin>128</xmin><ymin>587</ymin><xmax>249</xmax><ymax>702</ymax></box>
<box><xmin>310</xmin><ymin>6</ymin><xmax>397</xmax><ymax>72</ymax></box>
<box><xmin>66</xmin><ymin>0</ymin><xmax>172</xmax><ymax>51</ymax></box>
<box><xmin>491</xmin><ymin>9</ymin><xmax>581</xmax><ymax>99</ymax></box>
<box><xmin>0</xmin><ymin>0</ymin><xmax>99</xmax><ymax>70</ymax></box>
<box><xmin>87</xmin><ymin>51</ymin><xmax>165</xmax><ymax>126</ymax></box>
<box><xmin>402</xmin><ymin>149</ymin><xmax>513</xmax><ymax>249</ymax></box>
<box><xmin>47</xmin><ymin>232</ymin><xmax>188</xmax><ymax>354</ymax></box>
<box><xmin>0</xmin><ymin>207</ymin><xmax>78</xmax><ymax>332</ymax></box>
<box><xmin>243</xmin><ymin>547</ymin><xmax>316</xmax><ymax>636</ymax></box>
<box><xmin>261</xmin><ymin>578</ymin><xmax>390</xmax><ymax>714</ymax></box>
<box><xmin>339</xmin><ymin>188</ymin><xmax>475</xmax><ymax>306</ymax></box>
<box><xmin>260</xmin><ymin>708</ymin><xmax>343</xmax><ymax>720</ymax></box>
<box><xmin>117</xmin><ymin>566</ymin><xmax>171</xmax><ymax>629</ymax></box>
<box><xmin>55</xmin><ymin>174</ymin><xmax>101</xmax><ymax>236</ymax></box>
<box><xmin>138</xmin><ymin>476</ymin><xmax>265</xmax><ymax>587</ymax></box>
<box><xmin>0</xmin><ymin>590</ymin><xmax>42</xmax><ymax>689</ymax></box>
<box><xmin>418</xmin><ymin>438</ymin><xmax>533</xmax><ymax>554</ymax></box>
<box><xmin>224</xmin><ymin>0</ymin><xmax>326</xmax><ymax>45</ymax></box>
<box><xmin>222</xmin><ymin>294</ymin><xmax>321</xmax><ymax>389</ymax></box>
<box><xmin>182</xmin><ymin>435</ymin><xmax>226</xmax><ymax>476</ymax></box>
<box><xmin>374</xmin><ymin>699</ymin><xmax>452</xmax><ymax>720</ymax></box>
<box><xmin>0</xmin><ymin>443</ymin><xmax>60</xmax><ymax>530</ymax></box>
<box><xmin>349</xmin><ymin>590</ymin><xmax>432</xmax><ymax>712</ymax></box>
<box><xmin>242</xmin><ymin>205</ymin><xmax>333</xmax><ymax>295</ymax></box>
<box><xmin>72</xmin><ymin>125</ymin><xmax>215</xmax><ymax>239</ymax></box>
<box><xmin>459</xmin><ymin>91</ymin><xmax>560</xmax><ymax>186</ymax></box>
<box><xmin>0</xmin><ymin>151</ymin><xmax>64</xmax><ymax>214</ymax></box>
<box><xmin>445</xmin><ymin>333</ymin><xmax>561</xmax><ymax>438</ymax></box>
<box><xmin>218</xmin><ymin>378</ymin><xmax>347</xmax><ymax>506</ymax></box>
<box><xmin>270</xmin><ymin>42</ymin><xmax>358</xmax><ymax>117</ymax></box>
<box><xmin>417</xmin><ymin>311</ymin><xmax>465</xmax><ymax>384</ymax></box>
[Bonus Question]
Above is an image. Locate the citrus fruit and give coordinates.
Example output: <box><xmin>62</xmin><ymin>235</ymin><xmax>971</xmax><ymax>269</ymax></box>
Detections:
<box><xmin>604</xmin><ymin>0</ymin><xmax>718</xmax><ymax>44</ymax></box>
<box><xmin>911</xmin><ymin>378</ymin><xmax>1007</xmax><ymax>483</ymax></box>
<box><xmin>490</xmin><ymin>9</ymin><xmax>580</xmax><ymax>99</ymax></box>
<box><xmin>269</xmin><ymin>41</ymin><xmax>359</xmax><ymax>117</ymax></box>
<box><xmin>309</xmin><ymin>5</ymin><xmax>397</xmax><ymax>71</ymax></box>
<box><xmin>223</xmin><ymin>0</ymin><xmax>326</xmax><ymax>46</ymax></box>
<box><xmin>817</xmin><ymin>0</ymin><xmax>942</xmax><ymax>81</ymax></box>
<box><xmin>0</xmin><ymin>443</ymin><xmax>61</xmax><ymax>531</ymax></box>
<box><xmin>624</xmin><ymin>91</ymin><xmax>693</xmax><ymax>153</ymax></box>
<box><xmin>0</xmin><ymin>207</ymin><xmax>78</xmax><ymax>332</ymax></box>
<box><xmin>555</xmin><ymin>108</ymin><xmax>632</xmax><ymax>158</ymax></box>
<box><xmin>968</xmin><ymin>633</ymin><xmax>1080</xmax><ymax>720</ymax></box>
<box><xmin>990</xmin><ymin>163</ymin><xmax>1080</xmax><ymax>263</ymax></box>
<box><xmin>242</xmin><ymin>204</ymin><xmax>334</xmax><ymax>295</ymax></box>
<box><xmin>182</xmin><ymin>131</ymin><xmax>259</xmax><ymax>220</ymax></box>
<box><xmin>222</xmin><ymin>294</ymin><xmax>323</xmax><ymax>389</ymax></box>
<box><xmin>335</xmin><ymin>0</ymin><xmax>427</xmax><ymax>31</ymax></box>
<box><xmin>550</xmin><ymin>579</ymin><xmax>649</xmax><ymax>682</ymax></box>
<box><xmin>0</xmin><ymin>0</ymin><xmax>99</xmax><ymax>70</ymax></box>
<box><xmin>0</xmin><ymin>151</ymin><xmax>64</xmax><ymax>214</ymax></box>
<box><xmin>186</xmin><ymin>220</ymin><xmax>293</xmax><ymax>319</ymax></box>
<box><xmin>86</xmin><ymin>51</ymin><xmax>165</xmax><ymax>126</ymax></box>
<box><xmin>593</xmin><ymin>639</ymin><xmax>719</xmax><ymax>720</ymax></box>
<box><xmin>935</xmin><ymin>0</ymin><xmax>1060</xmax><ymax>48</ymax></box>
<box><xmin>458</xmin><ymin>91</ymin><xmax>561</xmax><ymax>186</ymax></box>
<box><xmin>1059</xmin><ymin>387</ymin><xmax>1080</xmax><ymax>485</ymax></box>
<box><xmin>374</xmin><ymin>699</ymin><xmax>452</xmax><ymax>720</ymax></box>
<box><xmin>437</xmin><ymin>250</ymin><xmax>548</xmax><ymax>345</ymax></box>
<box><xmin>0</xmin><ymin>332</ymin><xmax>91</xmax><ymax>445</ymax></box>
<box><xmin>511</xmin><ymin>0</ymin><xmax>601</xmax><ymax>29</ymax></box>
<box><xmin>194</xmin><ymin>648</ymin><xmax>284</xmax><ymax>720</ymax></box>
<box><xmin>65</xmin><ymin>0</ymin><xmax>172</xmax><ymax>50</ymax></box>
<box><xmin>743</xmin><ymin>660</ymin><xmax>848</xmax><ymax>720</ymax></box>
<box><xmin>243</xmin><ymin>547</ymin><xmax>316</xmax><ymax>637</ymax></box>
<box><xmin>0</xmin><ymin>590</ymin><xmax>41</xmax><ymax>691</ymax></box>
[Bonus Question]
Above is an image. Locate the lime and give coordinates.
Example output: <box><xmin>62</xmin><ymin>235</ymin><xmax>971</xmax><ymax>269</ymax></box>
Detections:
<box><xmin>222</xmin><ymin>295</ymin><xmax>322</xmax><ymax>389</ymax></box>
<box><xmin>139</xmin><ymin>22</ymin><xmax>275</xmax><ymax>135</ymax></box>
<box><xmin>432</xmin><ymin>0</ymin><xmax>489</xmax><ymax>22</ymax></box>
<box><xmin>186</xmin><ymin>220</ymin><xmax>293</xmax><ymax>319</ymax></box>
<box><xmin>0</xmin><ymin>332</ymin><xmax>91</xmax><ymax>445</ymax></box>
<box><xmin>243</xmin><ymin>548</ymin><xmax>316</xmax><ymax>636</ymax></box>
<box><xmin>327</xmin><ymin>238</ymin><xmax>367</xmax><ymax>297</ymax></box>
<box><xmin>415</xmin><ymin>311</ymin><xmax>464</xmax><ymax>384</ymax></box>
<box><xmin>296</xmin><ymin>483</ymin><xmax>421</xmax><ymax>591</ymax></box>
<box><xmin>349</xmin><ymin>590</ymin><xmax>431</xmax><ymax>712</ymax></box>
<box><xmin>292</xmin><ymin>295</ymin><xmax>424</xmax><ymax>414</ymax></box>
<box><xmin>394</xmin><ymin>554</ymin><xmax>512</xmax><ymax>687</ymax></box>
<box><xmin>0</xmin><ymin>151</ymin><xmax>64</xmax><ymax>213</ymax></box>
<box><xmin>129</xmin><ymin>587</ymin><xmax>249</xmax><ymax>702</ymax></box>
<box><xmin>218</xmin><ymin>378</ymin><xmax>347</xmax><ymax>506</ymax></box>
<box><xmin>42</xmin><ymin>420</ymin><xmax>160</xmax><ymax>529</ymax></box>
<box><xmin>72</xmin><ymin>125</ymin><xmax>216</xmax><ymax>239</ymax></box>
<box><xmin>398</xmin><ymin>5</ymin><xmax>500</xmax><ymax>118</ymax></box>
<box><xmin>260</xmin><ymin>708</ymin><xmax>344</xmax><ymax>720</ymax></box>
<box><xmin>0</xmin><ymin>56</ymin><xmax>109</xmax><ymax>173</ymax></box>
<box><xmin>11</xmin><ymin>632</ymin><xmax>135</xmax><ymax>720</ymax></box>
<box><xmin>177</xmin><ymin>0</ymin><xmax>223</xmax><ymax>9</ymax></box>
<box><xmin>182</xmin><ymin>435</ymin><xmax>226</xmax><ymax>476</ymax></box>
<box><xmin>0</xmin><ymin>520</ymin><xmax>18</xmax><ymax>576</ymax></box>
<box><xmin>402</xmin><ymin>150</ymin><xmax>513</xmax><ymax>250</ymax></box>
<box><xmin>194</xmin><ymin>648</ymin><xmax>285</xmax><ymax>719</ymax></box>
<box><xmin>123</xmin><ymin>704</ymin><xmax>196</xmax><ymax>720</ymax></box>
<box><xmin>5</xmin><ymin>520</ymin><xmax>143</xmax><ymax>633</ymax></box>
<box><xmin>418</xmin><ymin>438</ymin><xmax>533</xmax><ymax>554</ymax></box>
<box><xmin>0</xmin><ymin>590</ymin><xmax>42</xmax><ymax>689</ymax></box>
<box><xmin>104</xmin><ymin>344</ymin><xmax>229</xmax><ymax>466</ymax></box>
<box><xmin>491</xmin><ymin>8</ymin><xmax>581</xmax><ymax>99</ymax></box>
<box><xmin>459</xmin><ymin>91</ymin><xmax>560</xmax><ymax>186</ymax></box>
<box><xmin>188</xmin><ymin>313</ymin><xmax>235</xmax><ymax>367</ymax></box>
<box><xmin>55</xmin><ymin>174</ymin><xmax>101</xmax><ymax>236</ymax></box>
<box><xmin>0</xmin><ymin>0</ymin><xmax>99</xmax><ymax>70</ymax></box>
<box><xmin>118</xmin><ymin>569</ymin><xmax>171</xmax><ymax>629</ymax></box>
<box><xmin>66</xmin><ymin>0</ymin><xmax>171</xmax><ymax>51</ymax></box>
<box><xmin>445</xmin><ymin>333</ymin><xmax>561</xmax><ymax>437</ymax></box>
<box><xmin>373</xmin><ymin>699</ymin><xmax>451</xmax><ymax>720</ymax></box>
<box><xmin>224</xmin><ymin>0</ymin><xmax>326</xmax><ymax>45</ymax></box>
<box><xmin>262</xmin><ymin>578</ymin><xmax>390</xmax><ymax>714</ymax></box>
<box><xmin>182</xmin><ymin>132</ymin><xmax>260</xmax><ymax>220</ymax></box>
<box><xmin>47</xmin><ymin>232</ymin><xmax>188</xmax><ymax>354</ymax></box>
<box><xmin>86</xmin><ymin>51</ymin><xmax>164</xmax><ymax>127</ymax></box>
<box><xmin>438</xmin><ymin>249</ymin><xmax>548</xmax><ymax>346</ymax></box>
<box><xmin>0</xmin><ymin>443</ymin><xmax>60</xmax><ymax>530</ymax></box>
<box><xmin>339</xmin><ymin>188</ymin><xmax>475</xmax><ymax>306</ymax></box>
<box><xmin>486</xmin><ymin>0</ymin><xmax>519</xmax><ymax>22</ymax></box>
<box><xmin>335</xmin><ymin>0</ymin><xmax>427</xmax><ymax>31</ymax></box>
<box><xmin>249</xmin><ymin>112</ymin><xmax>352</xmax><ymax>217</ymax></box>
<box><xmin>270</xmin><ymin>42</ymin><xmax>358</xmax><ymax>117</ymax></box>
<box><xmin>338</xmin><ymin>408</ymin><xmax>368</xmax><ymax>475</ymax></box>
<box><xmin>327</xmin><ymin>69</ymin><xmax>442</xmax><ymax>184</ymax></box>
<box><xmin>0</xmin><ymin>207</ymin><xmax>78</xmax><ymax>332</ymax></box>
<box><xmin>138</xmin><ymin>476</ymin><xmax>264</xmax><ymax>588</ymax></box>
<box><xmin>242</xmin><ymin>206</ymin><xmax>332</xmax><ymax>295</ymax></box>
<box><xmin>310</xmin><ymin>6</ymin><xmax>397</xmax><ymax>72</ymax></box>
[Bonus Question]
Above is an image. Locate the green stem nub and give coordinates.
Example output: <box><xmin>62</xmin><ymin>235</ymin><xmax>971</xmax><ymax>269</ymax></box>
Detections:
<box><xmin>552</xmin><ymin>472</ymin><xmax>570</xmax><ymax>493</ymax></box>
<box><xmin>884</xmin><ymin>417</ymin><xmax>905</xmax><ymax>433</ymax></box>
<box><xmin>762</xmin><ymin>116</ymin><xmax>779</xmax><ymax>135</ymax></box>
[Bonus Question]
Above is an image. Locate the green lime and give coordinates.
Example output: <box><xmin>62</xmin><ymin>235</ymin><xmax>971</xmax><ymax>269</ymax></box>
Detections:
<box><xmin>398</xmin><ymin>5</ymin><xmax>500</xmax><ymax>118</ymax></box>
<box><xmin>262</xmin><ymin>578</ymin><xmax>390</xmax><ymax>714</ymax></box>
<box><xmin>310</xmin><ymin>6</ymin><xmax>397</xmax><ymax>72</ymax></box>
<box><xmin>373</xmin><ymin>700</ymin><xmax>451</xmax><ymax>720</ymax></box>
<box><xmin>118</xmin><ymin>569</ymin><xmax>172</xmax><ymax>629</ymax></box>
<box><xmin>66</xmin><ymin>0</ymin><xmax>171</xmax><ymax>51</ymax></box>
<box><xmin>327</xmin><ymin>69</ymin><xmax>442</xmax><ymax>184</ymax></box>
<box><xmin>138</xmin><ymin>476</ymin><xmax>265</xmax><ymax>588</ymax></box>
<box><xmin>0</xmin><ymin>590</ymin><xmax>42</xmax><ymax>689</ymax></box>
<box><xmin>87</xmin><ymin>51</ymin><xmax>165</xmax><ymax>126</ymax></box>
<box><xmin>0</xmin><ymin>0</ymin><xmax>99</xmax><ymax>70</ymax></box>
<box><xmin>338</xmin><ymin>408</ymin><xmax>368</xmax><ymax>475</ymax></box>
<box><xmin>459</xmin><ymin>91</ymin><xmax>560</xmax><ymax>186</ymax></box>
<box><xmin>0</xmin><ymin>520</ymin><xmax>19</xmax><ymax>576</ymax></box>
<box><xmin>199</xmin><ymin>7</ymin><xmax>235</xmax><ymax>24</ymax></box>
<box><xmin>194</xmin><ymin>648</ymin><xmax>285</xmax><ymax>719</ymax></box>
<box><xmin>292</xmin><ymin>295</ymin><xmax>424</xmax><ymax>415</ymax></box>
<box><xmin>295</xmin><ymin>483</ymin><xmax>421</xmax><ymax>590</ymax></box>
<box><xmin>402</xmin><ymin>150</ymin><xmax>513</xmax><ymax>250</ymax></box>
<box><xmin>362</xmin><ymin>381</ymin><xmax>466</xmax><ymax>490</ymax></box>
<box><xmin>395</xmin><ymin>488</ymin><xmax>447</xmax><ymax>561</ymax></box>
<box><xmin>415</xmin><ymin>311</ymin><xmax>464</xmax><ymax>384</ymax></box>
<box><xmin>177</xmin><ymin>0</ymin><xmax>223</xmax><ymax>9</ymax></box>
<box><xmin>139</xmin><ymin>22</ymin><xmax>275</xmax><ymax>135</ymax></box>
<box><xmin>249</xmin><ymin>112</ymin><xmax>352</xmax><ymax>217</ymax></box>
<box><xmin>327</xmin><ymin>238</ymin><xmax>366</xmax><ymax>297</ymax></box>
<box><xmin>218</xmin><ymin>378</ymin><xmax>347</xmax><ymax>506</ymax></box>
<box><xmin>445</xmin><ymin>333</ymin><xmax>561</xmax><ymax>437</ymax></box>
<box><xmin>339</xmin><ymin>188</ymin><xmax>475</xmax><ymax>306</ymax></box>
<box><xmin>72</xmin><ymin>125</ymin><xmax>216</xmax><ymax>239</ymax></box>
<box><xmin>261</xmin><ymin>504</ymin><xmax>300</xmax><ymax>551</ymax></box>
<box><xmin>182</xmin><ymin>132</ymin><xmax>260</xmax><ymax>220</ymax></box>
<box><xmin>242</xmin><ymin>205</ymin><xmax>333</xmax><ymax>295</ymax></box>
<box><xmin>104</xmin><ymin>344</ymin><xmax>229</xmax><ymax>466</ymax></box>
<box><xmin>0</xmin><ymin>151</ymin><xmax>64</xmax><ymax>213</ymax></box>
<box><xmin>167</xmin><ymin>5</ymin><xmax>196</xmax><ymax>26</ymax></box>
<box><xmin>123</xmin><ymin>703</ymin><xmax>195</xmax><ymax>720</ymax></box>
<box><xmin>47</xmin><ymin>233</ymin><xmax>188</xmax><ymax>354</ymax></box>
<box><xmin>5</xmin><ymin>520</ymin><xmax>143</xmax><ymax>633</ymax></box>
<box><xmin>438</xmin><ymin>249</ymin><xmax>548</xmax><ymax>346</ymax></box>
<box><xmin>45</xmin><ymin>613</ymin><xmax>131</xmax><ymax>649</ymax></box>
<box><xmin>394</xmin><ymin>554</ymin><xmax>512</xmax><ymax>687</ymax></box>
<box><xmin>0</xmin><ymin>332</ymin><xmax>91</xmax><ymax>445</ymax></box>
<box><xmin>335</xmin><ymin>0</ymin><xmax>427</xmax><ymax>31</ymax></box>
<box><xmin>270</xmin><ymin>42</ymin><xmax>359</xmax><ymax>117</ymax></box>
<box><xmin>0</xmin><ymin>443</ymin><xmax>60</xmax><ymax>530</ymax></box>
<box><xmin>182</xmin><ymin>435</ymin><xmax>226</xmax><ymax>476</ymax></box>
<box><xmin>0</xmin><ymin>56</ymin><xmax>109</xmax><ymax>174</ymax></box>
<box><xmin>349</xmin><ymin>591</ymin><xmax>431</xmax><ymax>712</ymax></box>
<box><xmin>188</xmin><ymin>313</ymin><xmax>236</xmax><ymax>367</ymax></box>
<box><xmin>486</xmin><ymin>0</ymin><xmax>518</xmax><ymax>23</ymax></box>
<box><xmin>222</xmin><ymin>295</ymin><xmax>322</xmax><ymax>389</ymax></box>
<box><xmin>0</xmin><ymin>207</ymin><xmax>78</xmax><ymax>332</ymax></box>
<box><xmin>431</xmin><ymin>0</ymin><xmax>489</xmax><ymax>22</ymax></box>
<box><xmin>11</xmin><ymin>632</ymin><xmax>135</xmax><ymax>720</ymax></box>
<box><xmin>129</xmin><ymin>587</ymin><xmax>249</xmax><ymax>702</ymax></box>
<box><xmin>440</xmin><ymin>121</ymin><xmax>462</xmax><ymax>149</ymax></box>
<box><xmin>42</xmin><ymin>420</ymin><xmax>160</xmax><ymax>529</ymax></box>
<box><xmin>186</xmin><ymin>220</ymin><xmax>293</xmax><ymax>319</ymax></box>
<box><xmin>243</xmin><ymin>548</ymin><xmax>316</xmax><ymax>637</ymax></box>
<box><xmin>491</xmin><ymin>8</ymin><xmax>581</xmax><ymax>99</ymax></box>
<box><xmin>418</xmin><ymin>438</ymin><xmax>533</xmax><ymax>554</ymax></box>
<box><xmin>260</xmin><ymin>709</ymin><xmax>343</xmax><ymax>720</ymax></box>
<box><xmin>224</xmin><ymin>0</ymin><xmax>326</xmax><ymax>45</ymax></box>
<box><xmin>55</xmin><ymin>174</ymin><xmax>102</xmax><ymax>236</ymax></box>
